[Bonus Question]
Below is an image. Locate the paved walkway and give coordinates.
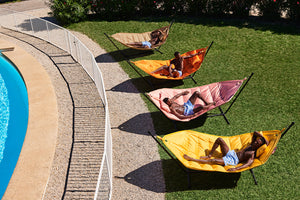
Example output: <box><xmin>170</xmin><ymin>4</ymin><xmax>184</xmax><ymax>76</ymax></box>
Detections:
<box><xmin>0</xmin><ymin>26</ymin><xmax>106</xmax><ymax>199</ymax></box>
<box><xmin>0</xmin><ymin>0</ymin><xmax>165</xmax><ymax>199</ymax></box>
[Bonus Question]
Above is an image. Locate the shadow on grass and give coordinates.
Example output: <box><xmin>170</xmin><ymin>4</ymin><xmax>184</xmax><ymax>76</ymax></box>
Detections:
<box><xmin>121</xmin><ymin>159</ymin><xmax>241</xmax><ymax>192</ymax></box>
<box><xmin>109</xmin><ymin>76</ymin><xmax>184</xmax><ymax>93</ymax></box>
<box><xmin>162</xmin><ymin>159</ymin><xmax>241</xmax><ymax>191</ymax></box>
<box><xmin>118</xmin><ymin>111</ymin><xmax>208</xmax><ymax>135</ymax></box>
<box><xmin>95</xmin><ymin>47</ymin><xmax>154</xmax><ymax>63</ymax></box>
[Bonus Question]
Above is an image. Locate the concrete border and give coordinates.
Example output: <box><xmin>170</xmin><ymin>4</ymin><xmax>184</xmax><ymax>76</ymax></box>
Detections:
<box><xmin>1</xmin><ymin>39</ymin><xmax>58</xmax><ymax>200</ymax></box>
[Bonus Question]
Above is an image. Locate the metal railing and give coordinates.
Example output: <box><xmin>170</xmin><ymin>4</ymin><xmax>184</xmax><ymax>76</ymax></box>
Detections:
<box><xmin>0</xmin><ymin>8</ymin><xmax>112</xmax><ymax>200</ymax></box>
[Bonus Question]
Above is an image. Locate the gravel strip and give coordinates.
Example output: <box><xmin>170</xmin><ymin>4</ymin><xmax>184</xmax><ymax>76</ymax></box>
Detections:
<box><xmin>0</xmin><ymin>1</ymin><xmax>165</xmax><ymax>199</ymax></box>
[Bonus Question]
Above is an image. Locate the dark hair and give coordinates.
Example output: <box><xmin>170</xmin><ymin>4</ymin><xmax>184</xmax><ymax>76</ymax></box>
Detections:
<box><xmin>163</xmin><ymin>98</ymin><xmax>169</xmax><ymax>104</ymax></box>
<box><xmin>174</xmin><ymin>51</ymin><xmax>180</xmax><ymax>57</ymax></box>
<box><xmin>259</xmin><ymin>137</ymin><xmax>266</xmax><ymax>145</ymax></box>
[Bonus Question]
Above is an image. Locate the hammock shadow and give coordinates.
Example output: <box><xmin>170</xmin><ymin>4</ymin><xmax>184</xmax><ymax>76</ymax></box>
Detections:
<box><xmin>162</xmin><ymin>159</ymin><xmax>241</xmax><ymax>191</ymax></box>
<box><xmin>118</xmin><ymin>112</ymin><xmax>208</xmax><ymax>134</ymax></box>
<box><xmin>121</xmin><ymin>160</ymin><xmax>165</xmax><ymax>193</ymax></box>
<box><xmin>110</xmin><ymin>77</ymin><xmax>184</xmax><ymax>94</ymax></box>
<box><xmin>172</xmin><ymin>113</ymin><xmax>208</xmax><ymax>131</ymax></box>
<box><xmin>96</xmin><ymin>48</ymin><xmax>154</xmax><ymax>63</ymax></box>
<box><xmin>118</xmin><ymin>112</ymin><xmax>154</xmax><ymax>135</ymax></box>
<box><xmin>122</xmin><ymin>159</ymin><xmax>241</xmax><ymax>192</ymax></box>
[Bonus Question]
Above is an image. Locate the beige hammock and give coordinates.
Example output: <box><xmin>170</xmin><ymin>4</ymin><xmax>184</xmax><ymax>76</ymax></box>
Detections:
<box><xmin>110</xmin><ymin>22</ymin><xmax>173</xmax><ymax>51</ymax></box>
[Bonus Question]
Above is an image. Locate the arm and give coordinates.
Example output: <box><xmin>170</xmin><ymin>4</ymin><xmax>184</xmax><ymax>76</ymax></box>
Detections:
<box><xmin>182</xmin><ymin>50</ymin><xmax>204</xmax><ymax>59</ymax></box>
<box><xmin>227</xmin><ymin>152</ymin><xmax>255</xmax><ymax>172</ymax></box>
<box><xmin>252</xmin><ymin>131</ymin><xmax>269</xmax><ymax>146</ymax></box>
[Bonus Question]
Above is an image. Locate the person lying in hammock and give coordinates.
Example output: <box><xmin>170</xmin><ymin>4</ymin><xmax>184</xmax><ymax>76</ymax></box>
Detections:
<box><xmin>183</xmin><ymin>131</ymin><xmax>269</xmax><ymax>171</ymax></box>
<box><xmin>151</xmin><ymin>51</ymin><xmax>204</xmax><ymax>78</ymax></box>
<box><xmin>163</xmin><ymin>90</ymin><xmax>215</xmax><ymax>119</ymax></box>
<box><xmin>127</xmin><ymin>30</ymin><xmax>162</xmax><ymax>49</ymax></box>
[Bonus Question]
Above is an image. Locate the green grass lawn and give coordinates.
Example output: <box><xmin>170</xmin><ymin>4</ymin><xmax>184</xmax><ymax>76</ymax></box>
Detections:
<box><xmin>68</xmin><ymin>17</ymin><xmax>300</xmax><ymax>199</ymax></box>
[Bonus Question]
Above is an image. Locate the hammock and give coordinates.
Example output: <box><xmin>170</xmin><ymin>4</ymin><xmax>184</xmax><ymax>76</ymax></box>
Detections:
<box><xmin>111</xmin><ymin>23</ymin><xmax>172</xmax><ymax>51</ymax></box>
<box><xmin>105</xmin><ymin>21</ymin><xmax>174</xmax><ymax>54</ymax></box>
<box><xmin>132</xmin><ymin>46</ymin><xmax>210</xmax><ymax>80</ymax></box>
<box><xmin>148</xmin><ymin>122</ymin><xmax>295</xmax><ymax>188</ymax></box>
<box><xmin>146</xmin><ymin>73</ymin><xmax>253</xmax><ymax>123</ymax></box>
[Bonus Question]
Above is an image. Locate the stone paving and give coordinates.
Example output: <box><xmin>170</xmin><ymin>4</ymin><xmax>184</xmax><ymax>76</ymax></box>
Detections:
<box><xmin>0</xmin><ymin>27</ymin><xmax>107</xmax><ymax>199</ymax></box>
<box><xmin>0</xmin><ymin>1</ymin><xmax>165</xmax><ymax>199</ymax></box>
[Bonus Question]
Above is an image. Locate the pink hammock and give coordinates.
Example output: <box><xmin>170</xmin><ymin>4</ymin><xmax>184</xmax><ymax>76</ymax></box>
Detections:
<box><xmin>147</xmin><ymin>74</ymin><xmax>253</xmax><ymax>122</ymax></box>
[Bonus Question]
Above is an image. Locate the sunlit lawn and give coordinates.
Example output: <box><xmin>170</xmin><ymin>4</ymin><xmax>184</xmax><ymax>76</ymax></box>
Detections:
<box><xmin>68</xmin><ymin>17</ymin><xmax>299</xmax><ymax>199</ymax></box>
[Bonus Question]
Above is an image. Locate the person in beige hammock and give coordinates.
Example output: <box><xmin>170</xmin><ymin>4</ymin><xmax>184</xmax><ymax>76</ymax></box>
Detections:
<box><xmin>127</xmin><ymin>30</ymin><xmax>162</xmax><ymax>48</ymax></box>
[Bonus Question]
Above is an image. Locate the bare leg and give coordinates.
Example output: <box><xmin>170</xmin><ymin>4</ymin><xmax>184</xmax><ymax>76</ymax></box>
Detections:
<box><xmin>189</xmin><ymin>91</ymin><xmax>215</xmax><ymax>105</ymax></box>
<box><xmin>127</xmin><ymin>42</ymin><xmax>143</xmax><ymax>47</ymax></box>
<box><xmin>151</xmin><ymin>65</ymin><xmax>169</xmax><ymax>74</ymax></box>
<box><xmin>201</xmin><ymin>138</ymin><xmax>229</xmax><ymax>159</ymax></box>
<box><xmin>184</xmin><ymin>154</ymin><xmax>225</xmax><ymax>165</ymax></box>
<box><xmin>188</xmin><ymin>91</ymin><xmax>215</xmax><ymax>113</ymax></box>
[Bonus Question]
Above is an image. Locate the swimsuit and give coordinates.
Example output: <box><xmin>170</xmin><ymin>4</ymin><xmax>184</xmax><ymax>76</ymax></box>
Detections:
<box><xmin>222</xmin><ymin>150</ymin><xmax>239</xmax><ymax>166</ymax></box>
<box><xmin>183</xmin><ymin>100</ymin><xmax>194</xmax><ymax>116</ymax></box>
<box><xmin>142</xmin><ymin>41</ymin><xmax>152</xmax><ymax>48</ymax></box>
<box><xmin>171</xmin><ymin>69</ymin><xmax>183</xmax><ymax>77</ymax></box>
<box><xmin>177</xmin><ymin>70</ymin><xmax>182</xmax><ymax>77</ymax></box>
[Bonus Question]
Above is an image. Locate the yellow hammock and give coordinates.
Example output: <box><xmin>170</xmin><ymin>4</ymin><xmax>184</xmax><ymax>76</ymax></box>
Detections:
<box><xmin>111</xmin><ymin>22</ymin><xmax>173</xmax><ymax>51</ymax></box>
<box><xmin>148</xmin><ymin>122</ymin><xmax>294</xmax><ymax>187</ymax></box>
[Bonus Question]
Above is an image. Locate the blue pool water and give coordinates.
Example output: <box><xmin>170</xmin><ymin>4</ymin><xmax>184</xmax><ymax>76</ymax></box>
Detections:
<box><xmin>0</xmin><ymin>53</ymin><xmax>29</xmax><ymax>198</ymax></box>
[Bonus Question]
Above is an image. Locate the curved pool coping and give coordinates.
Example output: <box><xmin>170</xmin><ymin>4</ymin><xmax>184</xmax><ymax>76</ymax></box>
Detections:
<box><xmin>0</xmin><ymin>40</ymin><xmax>58</xmax><ymax>200</ymax></box>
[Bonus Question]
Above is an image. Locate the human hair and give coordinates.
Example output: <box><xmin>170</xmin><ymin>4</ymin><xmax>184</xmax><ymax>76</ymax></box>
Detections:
<box><xmin>259</xmin><ymin>137</ymin><xmax>266</xmax><ymax>145</ymax></box>
<box><xmin>163</xmin><ymin>98</ymin><xmax>169</xmax><ymax>104</ymax></box>
<box><xmin>174</xmin><ymin>51</ymin><xmax>180</xmax><ymax>57</ymax></box>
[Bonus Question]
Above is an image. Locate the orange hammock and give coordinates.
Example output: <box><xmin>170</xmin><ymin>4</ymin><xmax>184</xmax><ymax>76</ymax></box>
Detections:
<box><xmin>146</xmin><ymin>73</ymin><xmax>253</xmax><ymax>123</ymax></box>
<box><xmin>148</xmin><ymin>122</ymin><xmax>295</xmax><ymax>188</ymax></box>
<box><xmin>132</xmin><ymin>44</ymin><xmax>212</xmax><ymax>80</ymax></box>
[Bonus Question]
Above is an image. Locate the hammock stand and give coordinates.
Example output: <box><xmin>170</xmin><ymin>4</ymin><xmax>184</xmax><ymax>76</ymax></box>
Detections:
<box><xmin>105</xmin><ymin>26</ymin><xmax>213</xmax><ymax>88</ymax></box>
<box><xmin>148</xmin><ymin>122</ymin><xmax>295</xmax><ymax>189</ymax></box>
<box><xmin>206</xmin><ymin>72</ymin><xmax>253</xmax><ymax>124</ymax></box>
<box><xmin>131</xmin><ymin>41</ymin><xmax>214</xmax><ymax>88</ymax></box>
<box><xmin>145</xmin><ymin>72</ymin><xmax>254</xmax><ymax>129</ymax></box>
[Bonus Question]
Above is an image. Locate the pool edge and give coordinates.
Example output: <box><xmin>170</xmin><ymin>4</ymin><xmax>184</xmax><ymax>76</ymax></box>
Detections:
<box><xmin>0</xmin><ymin>40</ymin><xmax>59</xmax><ymax>200</ymax></box>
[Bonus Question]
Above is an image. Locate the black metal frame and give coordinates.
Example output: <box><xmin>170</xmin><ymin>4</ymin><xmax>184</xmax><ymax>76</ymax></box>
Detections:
<box><xmin>148</xmin><ymin>122</ymin><xmax>295</xmax><ymax>188</ymax></box>
<box><xmin>185</xmin><ymin>41</ymin><xmax>214</xmax><ymax>84</ymax></box>
<box><xmin>144</xmin><ymin>72</ymin><xmax>254</xmax><ymax>128</ymax></box>
<box><xmin>248</xmin><ymin>122</ymin><xmax>295</xmax><ymax>185</ymax></box>
<box><xmin>206</xmin><ymin>72</ymin><xmax>254</xmax><ymax>124</ymax></box>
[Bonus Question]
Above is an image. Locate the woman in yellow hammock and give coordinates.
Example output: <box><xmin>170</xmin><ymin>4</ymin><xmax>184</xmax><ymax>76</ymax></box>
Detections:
<box><xmin>184</xmin><ymin>131</ymin><xmax>269</xmax><ymax>172</ymax></box>
<box><xmin>150</xmin><ymin>51</ymin><xmax>204</xmax><ymax>78</ymax></box>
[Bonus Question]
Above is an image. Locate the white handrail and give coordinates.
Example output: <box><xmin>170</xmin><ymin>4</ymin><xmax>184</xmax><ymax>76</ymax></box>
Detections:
<box><xmin>0</xmin><ymin>8</ymin><xmax>112</xmax><ymax>200</ymax></box>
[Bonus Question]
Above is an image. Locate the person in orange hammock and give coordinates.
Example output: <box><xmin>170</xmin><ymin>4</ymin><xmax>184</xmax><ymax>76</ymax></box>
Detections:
<box><xmin>183</xmin><ymin>131</ymin><xmax>269</xmax><ymax>171</ymax></box>
<box><xmin>162</xmin><ymin>90</ymin><xmax>215</xmax><ymax>119</ymax></box>
<box><xmin>151</xmin><ymin>51</ymin><xmax>204</xmax><ymax>78</ymax></box>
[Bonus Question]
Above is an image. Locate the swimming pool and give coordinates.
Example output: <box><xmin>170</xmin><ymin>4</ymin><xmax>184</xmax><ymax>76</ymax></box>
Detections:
<box><xmin>0</xmin><ymin>52</ymin><xmax>29</xmax><ymax>198</ymax></box>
